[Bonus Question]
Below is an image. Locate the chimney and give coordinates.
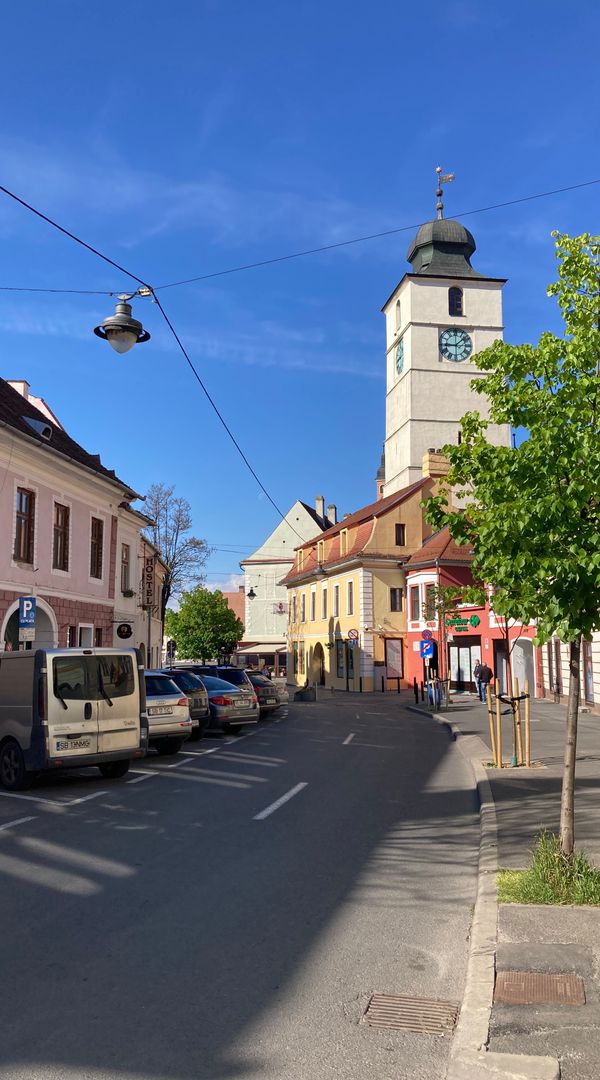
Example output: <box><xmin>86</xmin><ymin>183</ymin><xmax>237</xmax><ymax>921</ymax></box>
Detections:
<box><xmin>315</xmin><ymin>495</ymin><xmax>325</xmax><ymax>520</ymax></box>
<box><xmin>327</xmin><ymin>503</ymin><xmax>337</xmax><ymax>525</ymax></box>
<box><xmin>422</xmin><ymin>450</ymin><xmax>450</xmax><ymax>478</ymax></box>
<box><xmin>7</xmin><ymin>380</ymin><xmax>30</xmax><ymax>400</ymax></box>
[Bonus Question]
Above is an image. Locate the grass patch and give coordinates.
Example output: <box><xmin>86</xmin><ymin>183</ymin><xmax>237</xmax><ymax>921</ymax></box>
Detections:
<box><xmin>498</xmin><ymin>831</ymin><xmax>600</xmax><ymax>906</ymax></box>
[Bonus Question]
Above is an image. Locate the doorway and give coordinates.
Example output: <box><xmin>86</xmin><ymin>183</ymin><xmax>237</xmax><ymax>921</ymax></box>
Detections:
<box><xmin>448</xmin><ymin>637</ymin><xmax>481</xmax><ymax>692</ymax></box>
<box><xmin>312</xmin><ymin>642</ymin><xmax>325</xmax><ymax>685</ymax></box>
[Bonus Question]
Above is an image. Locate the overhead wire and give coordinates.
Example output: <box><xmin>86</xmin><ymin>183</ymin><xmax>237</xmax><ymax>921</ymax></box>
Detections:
<box><xmin>0</xmin><ymin>181</ymin><xmax>307</xmax><ymax>543</ymax></box>
<box><xmin>0</xmin><ymin>176</ymin><xmax>598</xmax><ymax>297</ymax></box>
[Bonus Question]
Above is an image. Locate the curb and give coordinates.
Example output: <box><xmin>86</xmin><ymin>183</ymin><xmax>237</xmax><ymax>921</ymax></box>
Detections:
<box><xmin>408</xmin><ymin>706</ymin><xmax>560</xmax><ymax>1079</ymax></box>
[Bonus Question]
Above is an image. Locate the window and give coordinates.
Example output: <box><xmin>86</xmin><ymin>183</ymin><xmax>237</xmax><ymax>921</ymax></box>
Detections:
<box><xmin>322</xmin><ymin>585</ymin><xmax>328</xmax><ymax>620</ymax></box>
<box><xmin>14</xmin><ymin>488</ymin><xmax>35</xmax><ymax>563</ymax></box>
<box><xmin>121</xmin><ymin>543</ymin><xmax>131</xmax><ymax>592</ymax></box>
<box><xmin>310</xmin><ymin>591</ymin><xmax>316</xmax><ymax>621</ymax></box>
<box><xmin>347</xmin><ymin>580</ymin><xmax>354</xmax><ymax>616</ymax></box>
<box><xmin>67</xmin><ymin>625</ymin><xmax>77</xmax><ymax>648</ymax></box>
<box><xmin>395</xmin><ymin>299</ymin><xmax>401</xmax><ymax>330</ymax></box>
<box><xmin>395</xmin><ymin>523</ymin><xmax>406</xmax><ymax>546</ymax></box>
<box><xmin>340</xmin><ymin>529</ymin><xmax>348</xmax><ymax>555</ymax></box>
<box><xmin>546</xmin><ymin>641</ymin><xmax>554</xmax><ymax>692</ymax></box>
<box><xmin>52</xmin><ymin>502</ymin><xmax>69</xmax><ymax>571</ymax></box>
<box><xmin>410</xmin><ymin>585</ymin><xmax>420</xmax><ymax>621</ymax></box>
<box><xmin>390</xmin><ymin>587</ymin><xmax>402</xmax><ymax>612</ymax></box>
<box><xmin>300</xmin><ymin>594</ymin><xmax>306</xmax><ymax>622</ymax></box>
<box><xmin>292</xmin><ymin>642</ymin><xmax>298</xmax><ymax>674</ymax></box>
<box><xmin>449</xmin><ymin>286</ymin><xmax>463</xmax><ymax>316</ymax></box>
<box><xmin>298</xmin><ymin>642</ymin><xmax>305</xmax><ymax>675</ymax></box>
<box><xmin>291</xmin><ymin>595</ymin><xmax>297</xmax><ymax>623</ymax></box>
<box><xmin>298</xmin><ymin>549</ymin><xmax>304</xmax><ymax>571</ymax></box>
<box><xmin>317</xmin><ymin>540</ymin><xmax>325</xmax><ymax>563</ymax></box>
<box><xmin>90</xmin><ymin>517</ymin><xmax>103</xmax><ymax>578</ymax></box>
<box><xmin>425</xmin><ymin>584</ymin><xmax>436</xmax><ymax>619</ymax></box>
<box><xmin>333</xmin><ymin>584</ymin><xmax>340</xmax><ymax>617</ymax></box>
<box><xmin>336</xmin><ymin>640</ymin><xmax>345</xmax><ymax>679</ymax></box>
<box><xmin>99</xmin><ymin>654</ymin><xmax>134</xmax><ymax>699</ymax></box>
<box><xmin>94</xmin><ymin>627</ymin><xmax>103</xmax><ymax>647</ymax></box>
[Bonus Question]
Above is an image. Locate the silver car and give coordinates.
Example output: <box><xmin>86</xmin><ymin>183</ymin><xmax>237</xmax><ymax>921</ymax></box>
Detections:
<box><xmin>202</xmin><ymin>675</ymin><xmax>259</xmax><ymax>734</ymax></box>
<box><xmin>144</xmin><ymin>672</ymin><xmax>193</xmax><ymax>755</ymax></box>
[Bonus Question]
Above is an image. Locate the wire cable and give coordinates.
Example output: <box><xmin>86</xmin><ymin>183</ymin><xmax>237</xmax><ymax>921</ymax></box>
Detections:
<box><xmin>154</xmin><ymin>177</ymin><xmax>600</xmax><ymax>291</ymax></box>
<box><xmin>0</xmin><ymin>176</ymin><xmax>598</xmax><ymax>297</ymax></box>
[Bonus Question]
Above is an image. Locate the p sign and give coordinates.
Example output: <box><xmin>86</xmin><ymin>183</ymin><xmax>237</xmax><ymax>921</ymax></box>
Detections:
<box><xmin>420</xmin><ymin>639</ymin><xmax>434</xmax><ymax>660</ymax></box>
<box><xmin>18</xmin><ymin>596</ymin><xmax>36</xmax><ymax>643</ymax></box>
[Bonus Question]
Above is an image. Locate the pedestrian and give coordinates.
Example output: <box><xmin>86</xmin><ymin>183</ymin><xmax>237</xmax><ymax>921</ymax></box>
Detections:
<box><xmin>478</xmin><ymin>661</ymin><xmax>493</xmax><ymax>703</ymax></box>
<box><xmin>473</xmin><ymin>660</ymin><xmax>482</xmax><ymax>700</ymax></box>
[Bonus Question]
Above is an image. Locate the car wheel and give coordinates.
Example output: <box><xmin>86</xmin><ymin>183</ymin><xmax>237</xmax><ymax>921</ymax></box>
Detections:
<box><xmin>98</xmin><ymin>760</ymin><xmax>130</xmax><ymax>779</ymax></box>
<box><xmin>154</xmin><ymin>738</ymin><xmax>184</xmax><ymax>756</ymax></box>
<box><xmin>0</xmin><ymin>740</ymin><xmax>32</xmax><ymax>791</ymax></box>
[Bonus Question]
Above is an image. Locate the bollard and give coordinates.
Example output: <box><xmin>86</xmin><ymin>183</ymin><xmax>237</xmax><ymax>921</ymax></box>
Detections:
<box><xmin>413</xmin><ymin>677</ymin><xmax>418</xmax><ymax>704</ymax></box>
<box><xmin>420</xmin><ymin>680</ymin><xmax>425</xmax><ymax>702</ymax></box>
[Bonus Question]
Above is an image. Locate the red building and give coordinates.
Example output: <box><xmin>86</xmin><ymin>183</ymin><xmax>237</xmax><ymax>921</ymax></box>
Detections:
<box><xmin>404</xmin><ymin>527</ymin><xmax>538</xmax><ymax>696</ymax></box>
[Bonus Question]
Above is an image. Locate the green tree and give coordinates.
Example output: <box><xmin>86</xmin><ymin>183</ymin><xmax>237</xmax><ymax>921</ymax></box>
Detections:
<box><xmin>426</xmin><ymin>232</ymin><xmax>600</xmax><ymax>859</ymax></box>
<box><xmin>165</xmin><ymin>587</ymin><xmax>244</xmax><ymax>661</ymax></box>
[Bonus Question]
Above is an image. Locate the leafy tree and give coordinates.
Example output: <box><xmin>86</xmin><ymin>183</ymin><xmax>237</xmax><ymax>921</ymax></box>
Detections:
<box><xmin>165</xmin><ymin>587</ymin><xmax>244</xmax><ymax>661</ymax></box>
<box><xmin>142</xmin><ymin>483</ymin><xmax>211</xmax><ymax>627</ymax></box>
<box><xmin>426</xmin><ymin>232</ymin><xmax>600</xmax><ymax>859</ymax></box>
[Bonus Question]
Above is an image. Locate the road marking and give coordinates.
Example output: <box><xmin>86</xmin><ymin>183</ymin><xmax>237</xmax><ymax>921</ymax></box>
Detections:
<box><xmin>0</xmin><ymin>816</ymin><xmax>36</xmax><ymax>831</ymax></box>
<box><xmin>166</xmin><ymin>757</ymin><xmax>194</xmax><ymax>769</ymax></box>
<box><xmin>0</xmin><ymin>791</ymin><xmax>67</xmax><ymax>807</ymax></box>
<box><xmin>343</xmin><ymin>733</ymin><xmax>355</xmax><ymax>745</ymax></box>
<box><xmin>66</xmin><ymin>790</ymin><xmax>108</xmax><ymax>805</ymax></box>
<box><xmin>126</xmin><ymin>771</ymin><xmax>156</xmax><ymax>785</ymax></box>
<box><xmin>254</xmin><ymin>782</ymin><xmax>308</xmax><ymax>820</ymax></box>
<box><xmin>182</xmin><ymin>748</ymin><xmax>220</xmax><ymax>757</ymax></box>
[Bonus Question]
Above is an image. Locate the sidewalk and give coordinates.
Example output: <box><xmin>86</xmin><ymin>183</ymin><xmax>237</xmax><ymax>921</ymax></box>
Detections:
<box><xmin>417</xmin><ymin>692</ymin><xmax>600</xmax><ymax>1080</ymax></box>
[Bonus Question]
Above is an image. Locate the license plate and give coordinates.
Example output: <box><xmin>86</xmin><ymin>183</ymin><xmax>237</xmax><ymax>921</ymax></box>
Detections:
<box><xmin>235</xmin><ymin>699</ymin><xmax>247</xmax><ymax>708</ymax></box>
<box><xmin>149</xmin><ymin>705</ymin><xmax>173</xmax><ymax>716</ymax></box>
<box><xmin>55</xmin><ymin>738</ymin><xmax>91</xmax><ymax>751</ymax></box>
<box><xmin>266</xmin><ymin>698</ymin><xmax>276</xmax><ymax>704</ymax></box>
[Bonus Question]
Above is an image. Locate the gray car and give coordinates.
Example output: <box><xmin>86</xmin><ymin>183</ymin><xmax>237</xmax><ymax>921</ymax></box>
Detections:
<box><xmin>202</xmin><ymin>675</ymin><xmax>259</xmax><ymax>734</ymax></box>
<box><xmin>159</xmin><ymin>668</ymin><xmax>209</xmax><ymax>738</ymax></box>
<box><xmin>144</xmin><ymin>672</ymin><xmax>193</xmax><ymax>755</ymax></box>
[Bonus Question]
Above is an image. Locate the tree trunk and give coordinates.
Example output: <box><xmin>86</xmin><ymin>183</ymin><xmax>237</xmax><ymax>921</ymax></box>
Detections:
<box><xmin>559</xmin><ymin>635</ymin><xmax>581</xmax><ymax>859</ymax></box>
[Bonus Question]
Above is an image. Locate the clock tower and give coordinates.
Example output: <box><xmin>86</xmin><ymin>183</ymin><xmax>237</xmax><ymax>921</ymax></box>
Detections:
<box><xmin>381</xmin><ymin>188</ymin><xmax>511</xmax><ymax>495</ymax></box>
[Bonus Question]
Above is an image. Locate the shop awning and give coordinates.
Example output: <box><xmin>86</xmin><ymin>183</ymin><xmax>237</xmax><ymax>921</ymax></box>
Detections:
<box><xmin>236</xmin><ymin>642</ymin><xmax>287</xmax><ymax>656</ymax></box>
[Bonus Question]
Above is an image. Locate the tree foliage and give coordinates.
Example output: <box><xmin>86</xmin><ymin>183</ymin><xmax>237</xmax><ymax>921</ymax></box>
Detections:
<box><xmin>142</xmin><ymin>483</ymin><xmax>211</xmax><ymax>625</ymax></box>
<box><xmin>425</xmin><ymin>232</ymin><xmax>600</xmax><ymax>857</ymax></box>
<box><xmin>165</xmin><ymin>587</ymin><xmax>244</xmax><ymax>661</ymax></box>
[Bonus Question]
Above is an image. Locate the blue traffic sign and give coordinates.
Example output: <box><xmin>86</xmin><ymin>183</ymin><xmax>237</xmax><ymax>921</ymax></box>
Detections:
<box><xmin>19</xmin><ymin>596</ymin><xmax>36</xmax><ymax>628</ymax></box>
<box><xmin>420</xmin><ymin>639</ymin><xmax>434</xmax><ymax>660</ymax></box>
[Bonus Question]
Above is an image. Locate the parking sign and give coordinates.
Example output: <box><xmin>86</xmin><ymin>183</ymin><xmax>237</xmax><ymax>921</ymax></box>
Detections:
<box><xmin>18</xmin><ymin>596</ymin><xmax>36</xmax><ymax>643</ymax></box>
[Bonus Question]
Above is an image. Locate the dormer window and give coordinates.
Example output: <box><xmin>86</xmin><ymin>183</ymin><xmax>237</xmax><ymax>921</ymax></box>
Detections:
<box><xmin>449</xmin><ymin>287</ymin><xmax>463</xmax><ymax>317</ymax></box>
<box><xmin>317</xmin><ymin>540</ymin><xmax>325</xmax><ymax>563</ymax></box>
<box><xmin>340</xmin><ymin>529</ymin><xmax>349</xmax><ymax>556</ymax></box>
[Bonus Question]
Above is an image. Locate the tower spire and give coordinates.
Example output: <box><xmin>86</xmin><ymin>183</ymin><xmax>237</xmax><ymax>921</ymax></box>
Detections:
<box><xmin>435</xmin><ymin>165</ymin><xmax>455</xmax><ymax>220</ymax></box>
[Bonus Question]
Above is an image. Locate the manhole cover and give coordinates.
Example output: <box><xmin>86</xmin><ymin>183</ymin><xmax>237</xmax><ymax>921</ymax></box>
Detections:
<box><xmin>494</xmin><ymin>971</ymin><xmax>586</xmax><ymax>1006</ymax></box>
<box><xmin>362</xmin><ymin>992</ymin><xmax>459</xmax><ymax>1034</ymax></box>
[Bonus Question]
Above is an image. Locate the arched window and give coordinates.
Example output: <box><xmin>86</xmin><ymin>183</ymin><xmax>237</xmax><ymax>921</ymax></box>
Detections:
<box><xmin>449</xmin><ymin>287</ymin><xmax>463</xmax><ymax>317</ymax></box>
<box><xmin>395</xmin><ymin>299</ymin><xmax>401</xmax><ymax>331</ymax></box>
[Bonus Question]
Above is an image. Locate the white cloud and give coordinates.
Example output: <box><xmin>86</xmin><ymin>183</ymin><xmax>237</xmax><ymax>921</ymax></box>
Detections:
<box><xmin>209</xmin><ymin>573</ymin><xmax>245</xmax><ymax>593</ymax></box>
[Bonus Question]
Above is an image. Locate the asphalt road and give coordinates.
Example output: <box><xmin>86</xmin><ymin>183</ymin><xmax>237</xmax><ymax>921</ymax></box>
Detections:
<box><xmin>0</xmin><ymin>695</ymin><xmax>479</xmax><ymax>1080</ymax></box>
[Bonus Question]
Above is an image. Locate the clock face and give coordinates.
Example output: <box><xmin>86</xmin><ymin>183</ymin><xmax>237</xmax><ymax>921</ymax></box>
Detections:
<box><xmin>439</xmin><ymin>327</ymin><xmax>473</xmax><ymax>362</ymax></box>
<box><xmin>396</xmin><ymin>339</ymin><xmax>404</xmax><ymax>374</ymax></box>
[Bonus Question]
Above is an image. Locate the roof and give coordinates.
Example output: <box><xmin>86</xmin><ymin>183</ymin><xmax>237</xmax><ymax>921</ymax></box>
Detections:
<box><xmin>406</xmin><ymin>216</ymin><xmax>483</xmax><ymax>278</ymax></box>
<box><xmin>406</xmin><ymin>525</ymin><xmax>474</xmax><ymax>569</ymax></box>
<box><xmin>283</xmin><ymin>479</ymin><xmax>428</xmax><ymax>585</ymax></box>
<box><xmin>299</xmin><ymin>500</ymin><xmax>335</xmax><ymax>530</ymax></box>
<box><xmin>0</xmin><ymin>377</ymin><xmax>139</xmax><ymax>496</ymax></box>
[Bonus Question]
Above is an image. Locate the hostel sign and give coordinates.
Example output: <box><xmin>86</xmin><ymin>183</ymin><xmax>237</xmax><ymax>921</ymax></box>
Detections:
<box><xmin>142</xmin><ymin>556</ymin><xmax>155</xmax><ymax>609</ymax></box>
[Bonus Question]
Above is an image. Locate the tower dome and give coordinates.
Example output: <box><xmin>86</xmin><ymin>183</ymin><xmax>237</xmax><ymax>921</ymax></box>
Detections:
<box><xmin>406</xmin><ymin>218</ymin><xmax>482</xmax><ymax>277</ymax></box>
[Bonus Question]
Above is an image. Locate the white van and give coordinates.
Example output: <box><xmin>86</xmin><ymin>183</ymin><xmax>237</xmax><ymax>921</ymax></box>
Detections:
<box><xmin>0</xmin><ymin>647</ymin><xmax>148</xmax><ymax>790</ymax></box>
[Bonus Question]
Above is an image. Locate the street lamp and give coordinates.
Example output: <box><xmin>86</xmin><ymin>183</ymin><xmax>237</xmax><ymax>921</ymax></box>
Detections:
<box><xmin>247</xmin><ymin>587</ymin><xmax>257</xmax><ymax>600</ymax></box>
<box><xmin>93</xmin><ymin>293</ymin><xmax>151</xmax><ymax>355</ymax></box>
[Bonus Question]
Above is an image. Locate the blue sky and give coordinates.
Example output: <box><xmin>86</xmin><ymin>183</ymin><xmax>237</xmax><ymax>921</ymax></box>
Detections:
<box><xmin>1</xmin><ymin>0</ymin><xmax>599</xmax><ymax>591</ymax></box>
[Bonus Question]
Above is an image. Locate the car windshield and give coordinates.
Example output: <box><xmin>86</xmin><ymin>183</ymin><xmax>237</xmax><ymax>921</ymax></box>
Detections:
<box><xmin>249</xmin><ymin>674</ymin><xmax>271</xmax><ymax>687</ymax></box>
<box><xmin>166</xmin><ymin>670</ymin><xmax>203</xmax><ymax>692</ymax></box>
<box><xmin>202</xmin><ymin>675</ymin><xmax>241</xmax><ymax>693</ymax></box>
<box><xmin>216</xmin><ymin>668</ymin><xmax>248</xmax><ymax>686</ymax></box>
<box><xmin>145</xmin><ymin>675</ymin><xmax>181</xmax><ymax>697</ymax></box>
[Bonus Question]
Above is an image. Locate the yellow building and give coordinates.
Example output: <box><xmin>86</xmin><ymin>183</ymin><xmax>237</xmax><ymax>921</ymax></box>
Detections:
<box><xmin>284</xmin><ymin>456</ymin><xmax>447</xmax><ymax>692</ymax></box>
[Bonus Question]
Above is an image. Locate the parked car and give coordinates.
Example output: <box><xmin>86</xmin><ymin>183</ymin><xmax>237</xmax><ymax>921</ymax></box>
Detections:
<box><xmin>246</xmin><ymin>672</ymin><xmax>281</xmax><ymax>716</ymax></box>
<box><xmin>159</xmin><ymin>668</ymin><xmax>209</xmax><ymax>738</ymax></box>
<box><xmin>144</xmin><ymin>672</ymin><xmax>193</xmax><ymax>755</ymax></box>
<box><xmin>176</xmin><ymin>664</ymin><xmax>256</xmax><ymax>703</ymax></box>
<box><xmin>201</xmin><ymin>675</ymin><xmax>259</xmax><ymax>734</ymax></box>
<box><xmin>0</xmin><ymin>647</ymin><xmax>148</xmax><ymax>790</ymax></box>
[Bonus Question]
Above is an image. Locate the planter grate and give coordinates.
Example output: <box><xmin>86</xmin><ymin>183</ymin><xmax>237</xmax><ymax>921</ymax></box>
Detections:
<box><xmin>362</xmin><ymin>992</ymin><xmax>459</xmax><ymax>1034</ymax></box>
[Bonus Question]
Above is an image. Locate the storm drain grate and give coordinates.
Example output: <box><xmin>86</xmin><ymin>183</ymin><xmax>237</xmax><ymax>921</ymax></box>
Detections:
<box><xmin>494</xmin><ymin>971</ymin><xmax>586</xmax><ymax>1006</ymax></box>
<box><xmin>362</xmin><ymin>992</ymin><xmax>459</xmax><ymax>1034</ymax></box>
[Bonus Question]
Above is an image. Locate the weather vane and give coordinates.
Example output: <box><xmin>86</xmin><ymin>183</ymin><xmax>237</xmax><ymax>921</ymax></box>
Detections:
<box><xmin>435</xmin><ymin>165</ymin><xmax>455</xmax><ymax>219</ymax></box>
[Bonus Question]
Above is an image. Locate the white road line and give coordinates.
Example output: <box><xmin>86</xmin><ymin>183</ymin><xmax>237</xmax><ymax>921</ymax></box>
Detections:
<box><xmin>0</xmin><ymin>791</ymin><xmax>67</xmax><ymax>807</ymax></box>
<box><xmin>65</xmin><ymin>790</ymin><xmax>109</xmax><ymax>805</ymax></box>
<box><xmin>0</xmin><ymin>816</ymin><xmax>36</xmax><ymax>831</ymax></box>
<box><xmin>166</xmin><ymin>757</ymin><xmax>194</xmax><ymax>769</ymax></box>
<box><xmin>343</xmin><ymin>733</ymin><xmax>356</xmax><ymax>745</ymax></box>
<box><xmin>126</xmin><ymin>771</ymin><xmax>156</xmax><ymax>785</ymax></box>
<box><xmin>182</xmin><ymin>748</ymin><xmax>220</xmax><ymax>757</ymax></box>
<box><xmin>254</xmin><ymin>782</ymin><xmax>308</xmax><ymax>821</ymax></box>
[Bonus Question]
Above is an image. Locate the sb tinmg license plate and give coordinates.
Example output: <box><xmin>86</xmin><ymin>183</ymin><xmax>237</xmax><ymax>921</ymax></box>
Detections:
<box><xmin>55</xmin><ymin>738</ymin><xmax>91</xmax><ymax>751</ymax></box>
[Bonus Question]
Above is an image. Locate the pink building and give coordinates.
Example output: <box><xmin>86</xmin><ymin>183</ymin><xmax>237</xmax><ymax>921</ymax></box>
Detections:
<box><xmin>0</xmin><ymin>378</ymin><xmax>161</xmax><ymax>661</ymax></box>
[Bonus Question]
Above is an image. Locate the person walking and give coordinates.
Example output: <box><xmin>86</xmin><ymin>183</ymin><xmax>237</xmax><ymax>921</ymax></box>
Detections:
<box><xmin>473</xmin><ymin>660</ymin><xmax>482</xmax><ymax>701</ymax></box>
<box><xmin>478</xmin><ymin>661</ymin><xmax>493</xmax><ymax>702</ymax></box>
